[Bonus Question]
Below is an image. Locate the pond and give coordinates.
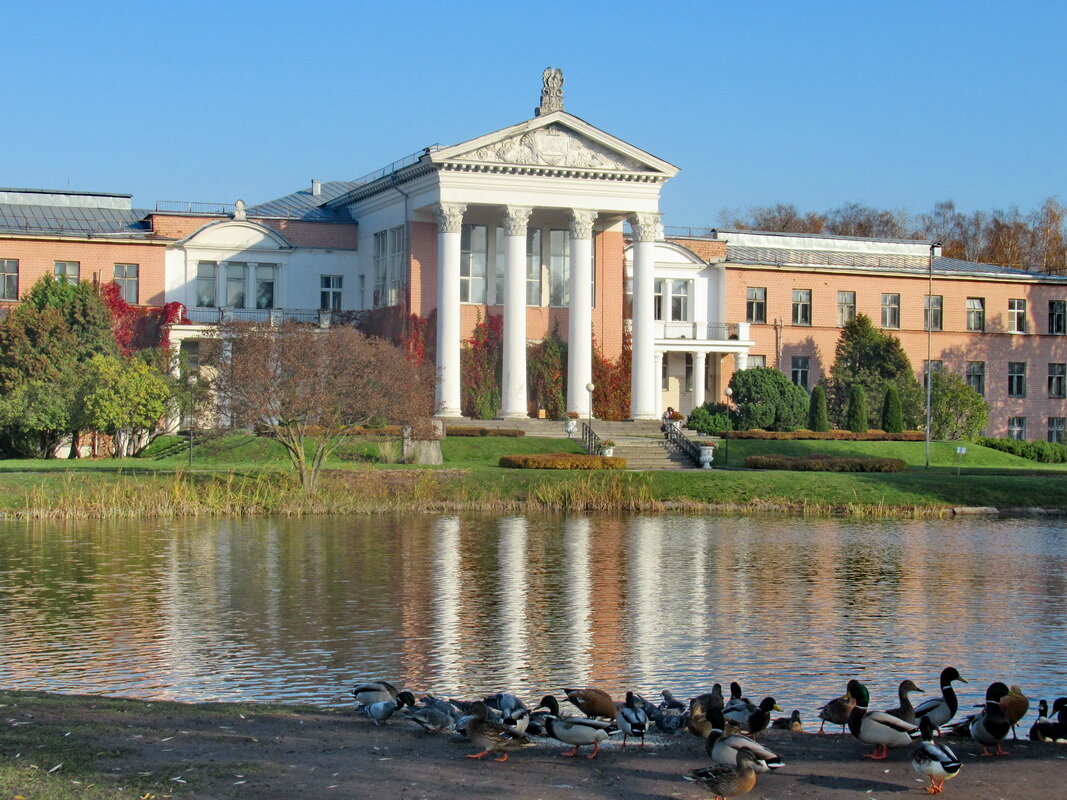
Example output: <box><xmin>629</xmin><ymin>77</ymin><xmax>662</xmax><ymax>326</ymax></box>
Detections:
<box><xmin>0</xmin><ymin>514</ymin><xmax>1064</xmax><ymax>720</ymax></box>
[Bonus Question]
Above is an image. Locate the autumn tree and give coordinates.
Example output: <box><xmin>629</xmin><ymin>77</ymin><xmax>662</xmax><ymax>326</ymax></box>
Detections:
<box><xmin>206</xmin><ymin>322</ymin><xmax>433</xmax><ymax>490</ymax></box>
<box><xmin>78</xmin><ymin>355</ymin><xmax>172</xmax><ymax>457</ymax></box>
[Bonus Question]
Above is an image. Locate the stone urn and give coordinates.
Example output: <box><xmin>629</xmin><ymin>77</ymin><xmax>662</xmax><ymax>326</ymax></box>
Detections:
<box><xmin>563</xmin><ymin>419</ymin><xmax>578</xmax><ymax>436</ymax></box>
<box><xmin>600</xmin><ymin>446</ymin><xmax>615</xmax><ymax>458</ymax></box>
<box><xmin>698</xmin><ymin>444</ymin><xmax>716</xmax><ymax>469</ymax></box>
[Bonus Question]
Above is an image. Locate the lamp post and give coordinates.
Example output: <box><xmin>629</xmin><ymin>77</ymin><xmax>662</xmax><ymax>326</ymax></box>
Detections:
<box><xmin>585</xmin><ymin>382</ymin><xmax>595</xmax><ymax>420</ymax></box>
<box><xmin>925</xmin><ymin>243</ymin><xmax>936</xmax><ymax>469</ymax></box>
<box><xmin>723</xmin><ymin>386</ymin><xmax>733</xmax><ymax>468</ymax></box>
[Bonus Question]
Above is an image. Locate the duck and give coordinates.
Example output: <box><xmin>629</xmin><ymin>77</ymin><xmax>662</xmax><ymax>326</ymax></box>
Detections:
<box><xmin>684</xmin><ymin>748</ymin><xmax>761</xmax><ymax>799</ymax></box>
<box><xmin>885</xmin><ymin>679</ymin><xmax>924</xmax><ymax>724</ymax></box>
<box><xmin>705</xmin><ymin>708</ymin><xmax>784</xmax><ymax>773</ymax></box>
<box><xmin>726</xmin><ymin>696</ymin><xmax>779</xmax><ymax>736</ymax></box>
<box><xmin>537</xmin><ymin>695</ymin><xmax>614</xmax><ymax>758</ymax></box>
<box><xmin>351</xmin><ymin>679</ymin><xmax>400</xmax><ymax>708</ymax></box>
<box><xmin>485</xmin><ymin>692</ymin><xmax>529</xmax><ymax>721</ymax></box>
<box><xmin>1000</xmin><ymin>684</ymin><xmax>1029</xmax><ymax>740</ymax></box>
<box><xmin>772</xmin><ymin>710</ymin><xmax>804</xmax><ymax>732</ymax></box>
<box><xmin>615</xmin><ymin>691</ymin><xmax>648</xmax><ymax>747</ymax></box>
<box><xmin>969</xmin><ymin>681</ymin><xmax>1012</xmax><ymax>756</ymax></box>
<box><xmin>465</xmin><ymin>701</ymin><xmax>534</xmax><ymax>762</ymax></box>
<box><xmin>915</xmin><ymin>667</ymin><xmax>967</xmax><ymax>733</ymax></box>
<box><xmin>1028</xmin><ymin>696</ymin><xmax>1067</xmax><ymax>742</ymax></box>
<box><xmin>688</xmin><ymin>695</ymin><xmax>714</xmax><ymax>738</ymax></box>
<box><xmin>817</xmin><ymin>679</ymin><xmax>860</xmax><ymax>733</ymax></box>
<box><xmin>1028</xmin><ymin>699</ymin><xmax>1049</xmax><ymax>740</ymax></box>
<box><xmin>912</xmin><ymin>716</ymin><xmax>962</xmax><ymax>794</ymax></box>
<box><xmin>363</xmin><ymin>690</ymin><xmax>415</xmax><ymax>725</ymax></box>
<box><xmin>661</xmin><ymin>688</ymin><xmax>689</xmax><ymax>711</ymax></box>
<box><xmin>404</xmin><ymin>697</ymin><xmax>456</xmax><ymax>732</ymax></box>
<box><xmin>847</xmin><ymin>681</ymin><xmax>920</xmax><ymax>759</ymax></box>
<box><xmin>690</xmin><ymin>684</ymin><xmax>725</xmax><ymax>714</ymax></box>
<box><xmin>723</xmin><ymin>682</ymin><xmax>757</xmax><ymax>717</ymax></box>
<box><xmin>562</xmin><ymin>687</ymin><xmax>616</xmax><ymax>719</ymax></box>
<box><xmin>651</xmin><ymin>703</ymin><xmax>686</xmax><ymax>734</ymax></box>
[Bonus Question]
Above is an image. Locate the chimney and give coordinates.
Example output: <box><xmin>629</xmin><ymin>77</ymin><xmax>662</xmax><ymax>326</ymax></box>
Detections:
<box><xmin>311</xmin><ymin>179</ymin><xmax>322</xmax><ymax>197</ymax></box>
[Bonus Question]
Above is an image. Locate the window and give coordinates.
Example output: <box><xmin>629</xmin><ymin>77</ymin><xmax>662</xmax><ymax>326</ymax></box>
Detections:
<box><xmin>255</xmin><ymin>264</ymin><xmax>277</xmax><ymax>309</ymax></box>
<box><xmin>525</xmin><ymin>228</ymin><xmax>541</xmax><ymax>306</ymax></box>
<box><xmin>196</xmin><ymin>261</ymin><xmax>217</xmax><ymax>307</ymax></box>
<box><xmin>684</xmin><ymin>353</ymin><xmax>694</xmax><ymax>392</ymax></box>
<box><xmin>1049</xmin><ymin>417</ymin><xmax>1066</xmax><ymax>444</ymax></box>
<box><xmin>1050</xmin><ymin>300</ymin><xmax>1066</xmax><ymax>335</ymax></box>
<box><xmin>547</xmin><ymin>229</ymin><xmax>569</xmax><ymax>307</ymax></box>
<box><xmin>1009</xmin><ymin>298</ymin><xmax>1027</xmax><ymax>333</ymax></box>
<box><xmin>0</xmin><ymin>258</ymin><xmax>17</xmax><ymax>300</ymax></box>
<box><xmin>320</xmin><ymin>275</ymin><xmax>342</xmax><ymax>310</ymax></box>
<box><xmin>791</xmin><ymin>356</ymin><xmax>810</xmax><ymax>389</ymax></box>
<box><xmin>54</xmin><ymin>260</ymin><xmax>80</xmax><ymax>284</ymax></box>
<box><xmin>1008</xmin><ymin>416</ymin><xmax>1027</xmax><ymax>440</ymax></box>
<box><xmin>671</xmin><ymin>280</ymin><xmax>690</xmax><ymax>322</ymax></box>
<box><xmin>1050</xmin><ymin>363</ymin><xmax>1066</xmax><ymax>398</ymax></box>
<box><xmin>747</xmin><ymin>355</ymin><xmax>766</xmax><ymax>369</ymax></box>
<box><xmin>653</xmin><ymin>279</ymin><xmax>664</xmax><ymax>322</ymax></box>
<box><xmin>226</xmin><ymin>262</ymin><xmax>246</xmax><ymax>307</ymax></box>
<box><xmin>387</xmin><ymin>226</ymin><xmax>405</xmax><ymax>306</ymax></box>
<box><xmin>1008</xmin><ymin>362</ymin><xmax>1027</xmax><ymax>397</ymax></box>
<box><xmin>924</xmin><ymin>294</ymin><xmax>943</xmax><ymax>331</ymax></box>
<box><xmin>792</xmin><ymin>289</ymin><xmax>811</xmax><ymax>326</ymax></box>
<box><xmin>179</xmin><ymin>339</ymin><xmax>200</xmax><ymax>378</ymax></box>
<box><xmin>661</xmin><ymin>355</ymin><xmax>669</xmax><ymax>390</ymax></box>
<box><xmin>373</xmin><ymin>226</ymin><xmax>406</xmax><ymax>307</ymax></box>
<box><xmin>881</xmin><ymin>293</ymin><xmax>900</xmax><ymax>328</ymax></box>
<box><xmin>113</xmin><ymin>263</ymin><xmax>139</xmax><ymax>304</ymax></box>
<box><xmin>966</xmin><ymin>297</ymin><xmax>985</xmax><ymax>332</ymax></box>
<box><xmin>966</xmin><ymin>361</ymin><xmax>985</xmax><ymax>396</ymax></box>
<box><xmin>459</xmin><ymin>224</ymin><xmax>487</xmax><ymax>304</ymax></box>
<box><xmin>837</xmin><ymin>291</ymin><xmax>856</xmax><ymax>326</ymax></box>
<box><xmin>923</xmin><ymin>359</ymin><xmax>943</xmax><ymax>389</ymax></box>
<box><xmin>746</xmin><ymin>287</ymin><xmax>766</xmax><ymax>323</ymax></box>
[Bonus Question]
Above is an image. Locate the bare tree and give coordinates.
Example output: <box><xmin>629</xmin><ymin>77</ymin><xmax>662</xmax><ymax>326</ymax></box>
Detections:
<box><xmin>720</xmin><ymin>203</ymin><xmax>827</xmax><ymax>233</ymax></box>
<box><xmin>206</xmin><ymin>322</ymin><xmax>434</xmax><ymax>490</ymax></box>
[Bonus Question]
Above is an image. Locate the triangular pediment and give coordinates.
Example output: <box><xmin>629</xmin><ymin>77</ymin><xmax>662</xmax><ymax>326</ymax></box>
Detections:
<box><xmin>431</xmin><ymin>111</ymin><xmax>679</xmax><ymax>177</ymax></box>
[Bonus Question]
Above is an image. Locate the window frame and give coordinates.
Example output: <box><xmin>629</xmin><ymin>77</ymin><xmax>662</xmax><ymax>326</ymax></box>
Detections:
<box><xmin>1049</xmin><ymin>417</ymin><xmax>1066</xmax><ymax>444</ymax></box>
<box><xmin>196</xmin><ymin>261</ymin><xmax>218</xmax><ymax>308</ymax></box>
<box><xmin>0</xmin><ymin>258</ymin><xmax>18</xmax><ymax>300</ymax></box>
<box><xmin>966</xmin><ymin>361</ymin><xmax>985</xmax><ymax>396</ymax></box>
<box><xmin>746</xmin><ymin>286</ymin><xmax>766</xmax><ymax>324</ymax></box>
<box><xmin>1050</xmin><ymin>300</ymin><xmax>1066</xmax><ymax>335</ymax></box>
<box><xmin>320</xmin><ymin>275</ymin><xmax>343</xmax><ymax>311</ymax></box>
<box><xmin>1008</xmin><ymin>361</ymin><xmax>1027</xmax><ymax>398</ymax></box>
<box><xmin>114</xmin><ymin>263</ymin><xmax>139</xmax><ymax>305</ymax></box>
<box><xmin>791</xmin><ymin>355</ymin><xmax>810</xmax><ymax>389</ymax></box>
<box><xmin>54</xmin><ymin>260</ymin><xmax>80</xmax><ymax>284</ymax></box>
<box><xmin>1049</xmin><ymin>363</ymin><xmax>1066</xmax><ymax>399</ymax></box>
<box><xmin>1008</xmin><ymin>416</ymin><xmax>1027</xmax><ymax>441</ymax></box>
<box><xmin>460</xmin><ymin>223</ymin><xmax>488</xmax><ymax>304</ymax></box>
<box><xmin>225</xmin><ymin>262</ymin><xmax>247</xmax><ymax>308</ymax></box>
<box><xmin>255</xmin><ymin>264</ymin><xmax>277</xmax><ymax>310</ymax></box>
<box><xmin>966</xmin><ymin>297</ymin><xmax>985</xmax><ymax>332</ymax></box>
<box><xmin>791</xmin><ymin>289</ymin><xmax>812</xmax><ymax>326</ymax></box>
<box><xmin>881</xmin><ymin>293</ymin><xmax>900</xmax><ymax>329</ymax></box>
<box><xmin>1008</xmin><ymin>298</ymin><xmax>1027</xmax><ymax>333</ymax></box>
<box><xmin>837</xmin><ymin>290</ymin><xmax>856</xmax><ymax>327</ymax></box>
<box><xmin>924</xmin><ymin>294</ymin><xmax>943</xmax><ymax>331</ymax></box>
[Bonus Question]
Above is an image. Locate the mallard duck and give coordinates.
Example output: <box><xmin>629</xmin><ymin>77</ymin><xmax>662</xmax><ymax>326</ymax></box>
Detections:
<box><xmin>537</xmin><ymin>696</ymin><xmax>615</xmax><ymax>758</ymax></box>
<box><xmin>351</xmin><ymin>679</ymin><xmax>400</xmax><ymax>707</ymax></box>
<box><xmin>1027</xmin><ymin>696</ymin><xmax>1067</xmax><ymax>742</ymax></box>
<box><xmin>970</xmin><ymin>681</ymin><xmax>1012</xmax><ymax>756</ymax></box>
<box><xmin>885</xmin><ymin>679</ymin><xmax>924</xmax><ymax>724</ymax></box>
<box><xmin>684</xmin><ymin>747</ymin><xmax>761</xmax><ymax>799</ymax></box>
<box><xmin>465</xmin><ymin>701</ymin><xmax>534</xmax><ymax>762</ymax></box>
<box><xmin>723</xmin><ymin>682</ymin><xmax>757</xmax><ymax>717</ymax></box>
<box><xmin>705</xmin><ymin>709</ymin><xmax>784</xmax><ymax>773</ymax></box>
<box><xmin>688</xmin><ymin>695</ymin><xmax>714</xmax><ymax>738</ymax></box>
<box><xmin>364</xmin><ymin>690</ymin><xmax>415</xmax><ymax>725</ymax></box>
<box><xmin>1000</xmin><ymin>684</ymin><xmax>1029</xmax><ymax>740</ymax></box>
<box><xmin>772</xmin><ymin>710</ymin><xmax>803</xmax><ymax>732</ymax></box>
<box><xmin>726</xmin><ymin>696</ymin><xmax>779</xmax><ymax>736</ymax></box>
<box><xmin>847</xmin><ymin>681</ymin><xmax>920</xmax><ymax>759</ymax></box>
<box><xmin>915</xmin><ymin>667</ymin><xmax>966</xmax><ymax>733</ymax></box>
<box><xmin>690</xmin><ymin>684</ymin><xmax>724</xmax><ymax>714</ymax></box>
<box><xmin>1028</xmin><ymin>699</ymin><xmax>1049</xmax><ymax>741</ymax></box>
<box><xmin>562</xmin><ymin>687</ymin><xmax>616</xmax><ymax>719</ymax></box>
<box><xmin>912</xmin><ymin>716</ymin><xmax>961</xmax><ymax>794</ymax></box>
<box><xmin>817</xmin><ymin>679</ymin><xmax>860</xmax><ymax>733</ymax></box>
<box><xmin>652</xmin><ymin>703</ymin><xmax>685</xmax><ymax>734</ymax></box>
<box><xmin>615</xmin><ymin>691</ymin><xmax>648</xmax><ymax>747</ymax></box>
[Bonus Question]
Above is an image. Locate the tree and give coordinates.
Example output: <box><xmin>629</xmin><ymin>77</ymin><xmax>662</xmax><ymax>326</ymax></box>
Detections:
<box><xmin>206</xmin><ymin>322</ymin><xmax>434</xmax><ymax>490</ymax></box>
<box><xmin>15</xmin><ymin>274</ymin><xmax>116</xmax><ymax>363</ymax></box>
<box><xmin>79</xmin><ymin>355</ymin><xmax>172</xmax><ymax>457</ymax></box>
<box><xmin>881</xmin><ymin>383</ymin><xmax>904</xmax><ymax>433</ymax></box>
<box><xmin>929</xmin><ymin>372</ymin><xmax>988</xmax><ymax>440</ymax></box>
<box><xmin>728</xmin><ymin>367</ymin><xmax>808</xmax><ymax>431</ymax></box>
<box><xmin>686</xmin><ymin>402</ymin><xmax>733</xmax><ymax>435</ymax></box>
<box><xmin>845</xmin><ymin>386</ymin><xmax>869</xmax><ymax>432</ymax></box>
<box><xmin>808</xmin><ymin>385</ymin><xmax>830</xmax><ymax>431</ymax></box>
<box><xmin>0</xmin><ymin>375</ymin><xmax>80</xmax><ymax>457</ymax></box>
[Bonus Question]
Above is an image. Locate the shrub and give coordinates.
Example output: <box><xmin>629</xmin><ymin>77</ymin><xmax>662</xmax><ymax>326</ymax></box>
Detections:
<box><xmin>744</xmin><ymin>454</ymin><xmax>907</xmax><ymax>472</ymax></box>
<box><xmin>725</xmin><ymin>429</ymin><xmax>924</xmax><ymax>441</ymax></box>
<box><xmin>499</xmin><ymin>453</ymin><xmax>626</xmax><ymax>469</ymax></box>
<box><xmin>845</xmin><ymin>386</ymin><xmax>869</xmax><ymax>432</ymax></box>
<box><xmin>445</xmin><ymin>427</ymin><xmax>525</xmax><ymax>437</ymax></box>
<box><xmin>808</xmin><ymin>386</ymin><xmax>830</xmax><ymax>432</ymax></box>
<box><xmin>728</xmin><ymin>367</ymin><xmax>808</xmax><ymax>431</ymax></box>
<box><xmin>977</xmin><ymin>437</ymin><xmax>1067</xmax><ymax>463</ymax></box>
<box><xmin>930</xmin><ymin>372</ymin><xmax>988</xmax><ymax>440</ymax></box>
<box><xmin>881</xmin><ymin>384</ymin><xmax>904</xmax><ymax>433</ymax></box>
<box><xmin>686</xmin><ymin>402</ymin><xmax>733</xmax><ymax>435</ymax></box>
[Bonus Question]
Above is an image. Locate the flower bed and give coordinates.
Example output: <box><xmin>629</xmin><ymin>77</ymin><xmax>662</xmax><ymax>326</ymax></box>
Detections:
<box><xmin>445</xmin><ymin>427</ymin><xmax>526</xmax><ymax>437</ymax></box>
<box><xmin>499</xmin><ymin>453</ymin><xmax>626</xmax><ymax>469</ymax></box>
<box><xmin>726</xmin><ymin>429</ymin><xmax>924</xmax><ymax>441</ymax></box>
<box><xmin>744</xmin><ymin>454</ymin><xmax>907</xmax><ymax>472</ymax></box>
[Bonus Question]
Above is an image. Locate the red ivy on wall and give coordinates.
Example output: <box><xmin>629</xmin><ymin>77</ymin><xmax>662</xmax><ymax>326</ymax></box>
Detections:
<box><xmin>592</xmin><ymin>330</ymin><xmax>632</xmax><ymax>420</ymax></box>
<box><xmin>99</xmin><ymin>282</ymin><xmax>190</xmax><ymax>355</ymax></box>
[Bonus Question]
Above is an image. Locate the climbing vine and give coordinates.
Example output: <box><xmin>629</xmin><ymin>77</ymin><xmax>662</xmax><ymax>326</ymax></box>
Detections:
<box><xmin>592</xmin><ymin>330</ymin><xmax>631</xmax><ymax>420</ymax></box>
<box><xmin>527</xmin><ymin>326</ymin><xmax>567</xmax><ymax>419</ymax></box>
<box><xmin>460</xmin><ymin>313</ymin><xmax>503</xmax><ymax>419</ymax></box>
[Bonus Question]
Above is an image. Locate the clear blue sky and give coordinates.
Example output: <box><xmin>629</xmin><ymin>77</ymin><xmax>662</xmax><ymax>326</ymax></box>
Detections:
<box><xmin>2</xmin><ymin>1</ymin><xmax>1064</xmax><ymax>226</ymax></box>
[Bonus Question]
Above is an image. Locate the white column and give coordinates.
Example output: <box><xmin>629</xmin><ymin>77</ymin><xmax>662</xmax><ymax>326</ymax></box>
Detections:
<box><xmin>654</xmin><ymin>350</ymin><xmax>664</xmax><ymax>411</ymax></box>
<box><xmin>501</xmin><ymin>206</ymin><xmax>532</xmax><ymax>418</ymax></box>
<box><xmin>692</xmin><ymin>352</ymin><xmax>706</xmax><ymax>409</ymax></box>
<box><xmin>735</xmin><ymin>351</ymin><xmax>748</xmax><ymax>371</ymax></box>
<box><xmin>631</xmin><ymin>213</ymin><xmax>660</xmax><ymax>419</ymax></box>
<box><xmin>434</xmin><ymin>203</ymin><xmax>466</xmax><ymax>417</ymax></box>
<box><xmin>567</xmin><ymin>209</ymin><xmax>597</xmax><ymax>416</ymax></box>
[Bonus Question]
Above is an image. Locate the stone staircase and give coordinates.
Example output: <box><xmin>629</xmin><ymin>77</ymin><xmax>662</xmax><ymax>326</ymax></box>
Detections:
<box><xmin>602</xmin><ymin>435</ymin><xmax>697</xmax><ymax>470</ymax></box>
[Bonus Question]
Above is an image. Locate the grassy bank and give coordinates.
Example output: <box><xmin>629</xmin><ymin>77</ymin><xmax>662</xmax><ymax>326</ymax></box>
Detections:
<box><xmin>0</xmin><ymin>433</ymin><xmax>1065</xmax><ymax>520</ymax></box>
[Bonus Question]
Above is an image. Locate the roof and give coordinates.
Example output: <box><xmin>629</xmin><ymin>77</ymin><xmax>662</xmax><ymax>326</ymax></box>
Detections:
<box><xmin>247</xmin><ymin>181</ymin><xmax>362</xmax><ymax>222</ymax></box>
<box><xmin>0</xmin><ymin>203</ymin><xmax>153</xmax><ymax>237</ymax></box>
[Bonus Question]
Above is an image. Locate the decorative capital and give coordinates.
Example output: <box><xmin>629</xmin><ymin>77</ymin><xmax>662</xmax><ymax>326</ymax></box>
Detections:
<box><xmin>536</xmin><ymin>67</ymin><xmax>564</xmax><ymax>116</ymax></box>
<box><xmin>503</xmin><ymin>206</ymin><xmax>533</xmax><ymax>236</ymax></box>
<box><xmin>434</xmin><ymin>202</ymin><xmax>466</xmax><ymax>234</ymax></box>
<box><xmin>630</xmin><ymin>212</ymin><xmax>661</xmax><ymax>242</ymax></box>
<box><xmin>233</xmin><ymin>199</ymin><xmax>246</xmax><ymax>221</ymax></box>
<box><xmin>570</xmin><ymin>209</ymin><xmax>597</xmax><ymax>240</ymax></box>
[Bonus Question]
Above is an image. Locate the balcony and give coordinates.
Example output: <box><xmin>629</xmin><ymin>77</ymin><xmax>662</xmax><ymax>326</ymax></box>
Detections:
<box><xmin>180</xmin><ymin>307</ymin><xmax>360</xmax><ymax>327</ymax></box>
<box><xmin>655</xmin><ymin>321</ymin><xmax>752</xmax><ymax>342</ymax></box>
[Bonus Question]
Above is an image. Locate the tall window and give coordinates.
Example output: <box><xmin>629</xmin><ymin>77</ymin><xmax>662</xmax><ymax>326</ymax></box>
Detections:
<box><xmin>671</xmin><ymin>281</ymin><xmax>690</xmax><ymax>322</ymax></box>
<box><xmin>0</xmin><ymin>259</ymin><xmax>17</xmax><ymax>300</ymax></box>
<box><xmin>373</xmin><ymin>230</ymin><xmax>388</xmax><ymax>306</ymax></box>
<box><xmin>966</xmin><ymin>361</ymin><xmax>985</xmax><ymax>396</ymax></box>
<box><xmin>492</xmin><ymin>227</ymin><xmax>506</xmax><ymax>306</ymax></box>
<box><xmin>653</xmin><ymin>280</ymin><xmax>664</xmax><ymax>322</ymax></box>
<box><xmin>1008</xmin><ymin>416</ymin><xmax>1026</xmax><ymax>440</ymax></box>
<box><xmin>881</xmin><ymin>293</ymin><xmax>900</xmax><ymax>328</ymax></box>
<box><xmin>387</xmin><ymin>226</ymin><xmax>404</xmax><ymax>306</ymax></box>
<box><xmin>1008</xmin><ymin>298</ymin><xmax>1027</xmax><ymax>333</ymax></box>
<box><xmin>924</xmin><ymin>295</ymin><xmax>943</xmax><ymax>331</ymax></box>
<box><xmin>684</xmin><ymin>353</ymin><xmax>694</xmax><ymax>392</ymax></box>
<box><xmin>746</xmin><ymin>287</ymin><xmax>766</xmax><ymax>323</ymax></box>
<box><xmin>1050</xmin><ymin>300</ymin><xmax>1066</xmax><ymax>335</ymax></box>
<box><xmin>255</xmin><ymin>264</ymin><xmax>277</xmax><ymax>309</ymax></box>
<box><xmin>791</xmin><ymin>355</ymin><xmax>810</xmax><ymax>389</ymax></box>
<box><xmin>547</xmin><ymin>229</ymin><xmax>569</xmax><ymax>307</ymax></box>
<box><xmin>525</xmin><ymin>229</ymin><xmax>541</xmax><ymax>306</ymax></box>
<box><xmin>114</xmin><ymin>263</ymin><xmax>139</xmax><ymax>304</ymax></box>
<box><xmin>460</xmin><ymin>224</ymin><xmax>488</xmax><ymax>304</ymax></box>
<box><xmin>837</xmin><ymin>291</ymin><xmax>856</xmax><ymax>326</ymax></box>
<box><xmin>178</xmin><ymin>339</ymin><xmax>200</xmax><ymax>378</ymax></box>
<box><xmin>1049</xmin><ymin>363</ymin><xmax>1066</xmax><ymax>398</ymax></box>
<box><xmin>661</xmin><ymin>355</ymin><xmax>669</xmax><ymax>390</ymax></box>
<box><xmin>966</xmin><ymin>297</ymin><xmax>985</xmax><ymax>331</ymax></box>
<box><xmin>792</xmin><ymin>289</ymin><xmax>812</xmax><ymax>326</ymax></box>
<box><xmin>225</xmin><ymin>262</ymin><xmax>246</xmax><ymax>307</ymax></box>
<box><xmin>374</xmin><ymin>226</ymin><xmax>405</xmax><ymax>307</ymax></box>
<box><xmin>1049</xmin><ymin>417</ymin><xmax>1066</xmax><ymax>444</ymax></box>
<box><xmin>54</xmin><ymin>260</ymin><xmax>80</xmax><ymax>284</ymax></box>
<box><xmin>923</xmin><ymin>359</ymin><xmax>943</xmax><ymax>389</ymax></box>
<box><xmin>1008</xmin><ymin>362</ymin><xmax>1027</xmax><ymax>397</ymax></box>
<box><xmin>320</xmin><ymin>275</ymin><xmax>342</xmax><ymax>310</ymax></box>
<box><xmin>196</xmin><ymin>261</ymin><xmax>217</xmax><ymax>307</ymax></box>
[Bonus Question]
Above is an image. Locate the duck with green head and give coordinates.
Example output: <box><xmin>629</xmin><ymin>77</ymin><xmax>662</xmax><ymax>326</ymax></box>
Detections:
<box><xmin>847</xmin><ymin>681</ymin><xmax>920</xmax><ymax>759</ymax></box>
<box><xmin>970</xmin><ymin>682</ymin><xmax>1012</xmax><ymax>756</ymax></box>
<box><xmin>912</xmin><ymin>716</ymin><xmax>961</xmax><ymax>794</ymax></box>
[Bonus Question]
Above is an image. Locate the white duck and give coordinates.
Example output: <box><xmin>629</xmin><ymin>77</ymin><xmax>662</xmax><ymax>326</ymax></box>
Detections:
<box><xmin>912</xmin><ymin>716</ymin><xmax>961</xmax><ymax>794</ymax></box>
<box><xmin>536</xmin><ymin>695</ymin><xmax>615</xmax><ymax>758</ymax></box>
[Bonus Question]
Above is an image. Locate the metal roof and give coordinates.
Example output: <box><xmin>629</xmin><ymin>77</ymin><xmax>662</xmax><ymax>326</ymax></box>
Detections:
<box><xmin>246</xmin><ymin>181</ymin><xmax>362</xmax><ymax>221</ymax></box>
<box><xmin>0</xmin><ymin>203</ymin><xmax>153</xmax><ymax>237</ymax></box>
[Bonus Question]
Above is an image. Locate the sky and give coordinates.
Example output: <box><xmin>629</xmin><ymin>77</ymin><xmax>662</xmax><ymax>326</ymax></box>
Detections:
<box><xmin>2</xmin><ymin>1</ymin><xmax>1065</xmax><ymax>227</ymax></box>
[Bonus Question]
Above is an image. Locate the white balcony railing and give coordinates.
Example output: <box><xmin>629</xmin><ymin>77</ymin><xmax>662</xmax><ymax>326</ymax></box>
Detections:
<box><xmin>181</xmin><ymin>307</ymin><xmax>358</xmax><ymax>327</ymax></box>
<box><xmin>655</xmin><ymin>321</ymin><xmax>752</xmax><ymax>341</ymax></box>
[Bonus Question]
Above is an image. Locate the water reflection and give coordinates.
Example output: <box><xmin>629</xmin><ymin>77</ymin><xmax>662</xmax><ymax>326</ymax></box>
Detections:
<box><xmin>0</xmin><ymin>515</ymin><xmax>1065</xmax><ymax>721</ymax></box>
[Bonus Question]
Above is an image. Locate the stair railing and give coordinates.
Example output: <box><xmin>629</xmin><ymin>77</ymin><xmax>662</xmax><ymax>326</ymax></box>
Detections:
<box><xmin>579</xmin><ymin>421</ymin><xmax>602</xmax><ymax>455</ymax></box>
<box><xmin>665</xmin><ymin>422</ymin><xmax>700</xmax><ymax>465</ymax></box>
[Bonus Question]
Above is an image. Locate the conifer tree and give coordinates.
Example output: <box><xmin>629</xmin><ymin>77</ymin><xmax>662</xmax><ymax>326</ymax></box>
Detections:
<box><xmin>881</xmin><ymin>383</ymin><xmax>904</xmax><ymax>433</ymax></box>
<box><xmin>808</xmin><ymin>385</ymin><xmax>830</xmax><ymax>431</ymax></box>
<box><xmin>845</xmin><ymin>385</ymin><xmax>868</xmax><ymax>432</ymax></box>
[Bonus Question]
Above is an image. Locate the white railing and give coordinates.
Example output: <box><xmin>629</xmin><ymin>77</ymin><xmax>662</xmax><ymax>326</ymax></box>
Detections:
<box><xmin>654</xmin><ymin>321</ymin><xmax>752</xmax><ymax>341</ymax></box>
<box><xmin>181</xmin><ymin>308</ymin><xmax>355</xmax><ymax>327</ymax></box>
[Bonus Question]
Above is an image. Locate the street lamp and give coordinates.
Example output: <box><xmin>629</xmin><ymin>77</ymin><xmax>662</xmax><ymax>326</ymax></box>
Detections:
<box><xmin>585</xmin><ymin>382</ymin><xmax>595</xmax><ymax>420</ymax></box>
<box><xmin>723</xmin><ymin>386</ymin><xmax>733</xmax><ymax>468</ymax></box>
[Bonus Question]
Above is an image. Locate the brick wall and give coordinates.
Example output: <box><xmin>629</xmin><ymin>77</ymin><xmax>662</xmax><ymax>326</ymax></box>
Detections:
<box><xmin>670</xmin><ymin>237</ymin><xmax>727</xmax><ymax>262</ymax></box>
<box><xmin>259</xmin><ymin>219</ymin><xmax>358</xmax><ymax>249</ymax></box>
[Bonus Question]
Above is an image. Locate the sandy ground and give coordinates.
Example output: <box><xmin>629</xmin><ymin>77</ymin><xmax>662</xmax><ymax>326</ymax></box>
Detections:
<box><xmin>3</xmin><ymin>693</ymin><xmax>1065</xmax><ymax>800</ymax></box>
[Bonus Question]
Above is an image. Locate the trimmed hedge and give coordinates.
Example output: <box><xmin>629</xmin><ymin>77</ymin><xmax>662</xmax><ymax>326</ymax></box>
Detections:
<box><xmin>446</xmin><ymin>427</ymin><xmax>525</xmax><ymax>437</ymax></box>
<box><xmin>744</xmin><ymin>454</ymin><xmax>907</xmax><ymax>472</ymax></box>
<box><xmin>725</xmin><ymin>429</ymin><xmax>925</xmax><ymax>441</ymax></box>
<box><xmin>499</xmin><ymin>453</ymin><xmax>626</xmax><ymax>469</ymax></box>
<box><xmin>977</xmin><ymin>437</ymin><xmax>1067</xmax><ymax>463</ymax></box>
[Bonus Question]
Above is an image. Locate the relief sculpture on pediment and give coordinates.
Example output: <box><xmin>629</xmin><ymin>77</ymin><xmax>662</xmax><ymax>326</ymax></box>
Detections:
<box><xmin>458</xmin><ymin>124</ymin><xmax>645</xmax><ymax>171</ymax></box>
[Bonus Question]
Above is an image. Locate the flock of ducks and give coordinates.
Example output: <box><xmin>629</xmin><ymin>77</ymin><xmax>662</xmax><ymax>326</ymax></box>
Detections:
<box><xmin>351</xmin><ymin>670</ymin><xmax>1067</xmax><ymax>798</ymax></box>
